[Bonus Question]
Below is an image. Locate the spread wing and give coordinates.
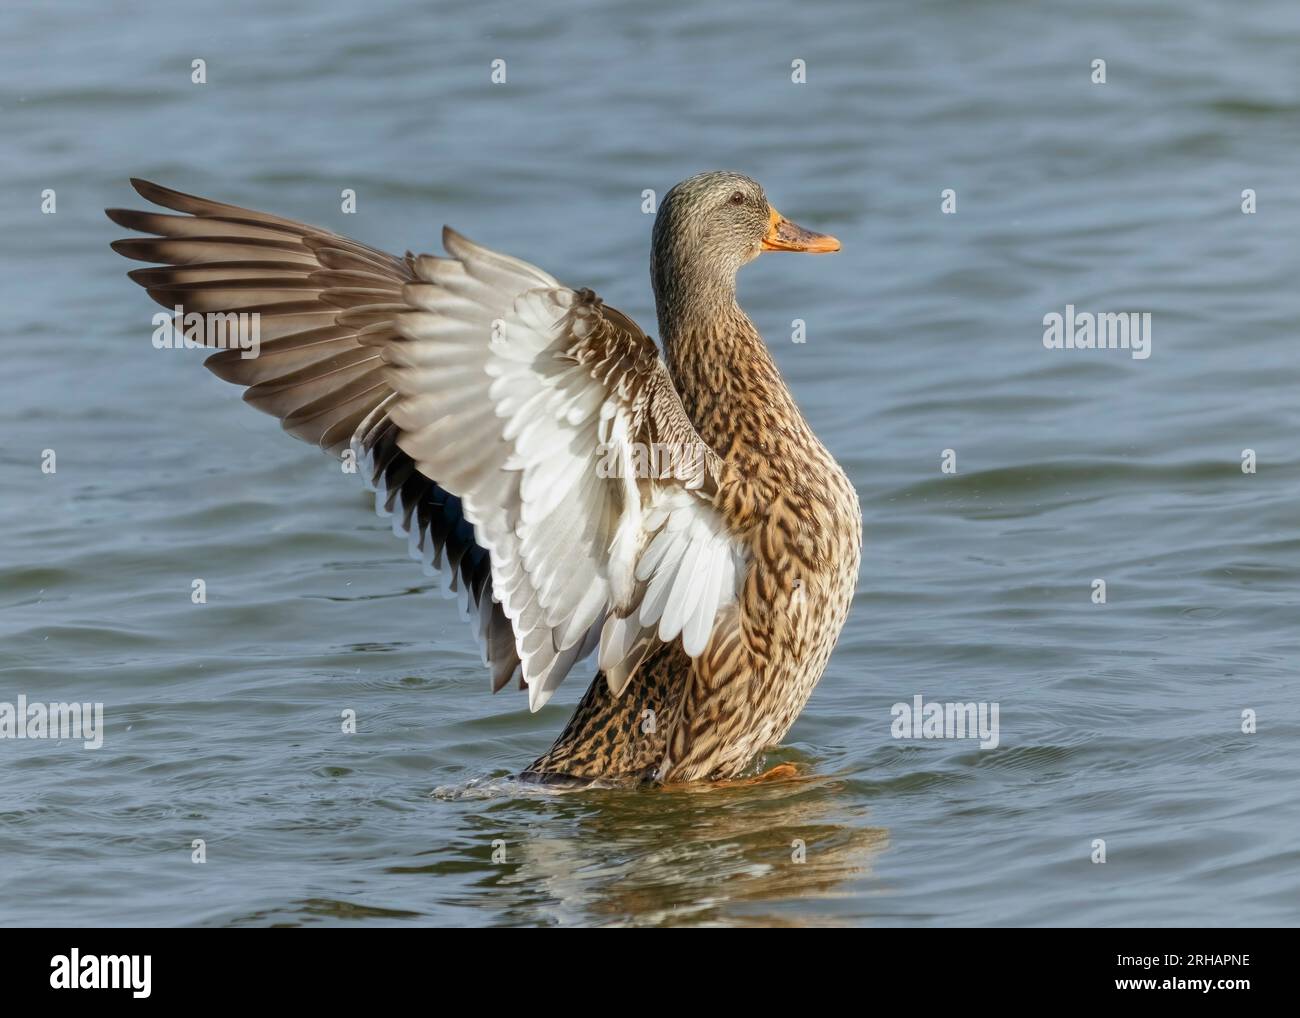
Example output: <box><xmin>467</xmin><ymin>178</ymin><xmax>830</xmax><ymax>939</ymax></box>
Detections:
<box><xmin>108</xmin><ymin>179</ymin><xmax>749</xmax><ymax>711</ymax></box>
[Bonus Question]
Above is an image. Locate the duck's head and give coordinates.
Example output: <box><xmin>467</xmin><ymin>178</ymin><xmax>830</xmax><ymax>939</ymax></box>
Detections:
<box><xmin>651</xmin><ymin>171</ymin><xmax>839</xmax><ymax>323</ymax></box>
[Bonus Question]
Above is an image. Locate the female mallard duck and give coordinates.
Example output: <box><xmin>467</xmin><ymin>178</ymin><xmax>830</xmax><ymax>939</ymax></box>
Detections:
<box><xmin>107</xmin><ymin>171</ymin><xmax>861</xmax><ymax>784</ymax></box>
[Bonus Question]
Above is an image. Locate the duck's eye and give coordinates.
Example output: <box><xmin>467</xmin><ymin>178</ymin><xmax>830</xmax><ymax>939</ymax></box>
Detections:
<box><xmin>728</xmin><ymin>191</ymin><xmax>746</xmax><ymax>206</ymax></box>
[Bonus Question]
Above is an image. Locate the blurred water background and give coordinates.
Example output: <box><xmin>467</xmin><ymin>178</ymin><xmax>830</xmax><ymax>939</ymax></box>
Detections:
<box><xmin>1</xmin><ymin>0</ymin><xmax>1297</xmax><ymax>925</ymax></box>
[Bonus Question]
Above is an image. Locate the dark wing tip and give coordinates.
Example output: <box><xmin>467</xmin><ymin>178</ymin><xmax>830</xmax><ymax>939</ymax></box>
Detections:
<box><xmin>129</xmin><ymin>177</ymin><xmax>166</xmax><ymax>201</ymax></box>
<box><xmin>441</xmin><ymin>225</ymin><xmax>465</xmax><ymax>250</ymax></box>
<box><xmin>125</xmin><ymin>266</ymin><xmax>161</xmax><ymax>285</ymax></box>
<box><xmin>127</xmin><ymin>177</ymin><xmax>220</xmax><ymax>217</ymax></box>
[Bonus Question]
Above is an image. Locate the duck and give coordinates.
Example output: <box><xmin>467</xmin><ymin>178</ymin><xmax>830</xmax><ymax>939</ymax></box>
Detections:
<box><xmin>106</xmin><ymin>171</ymin><xmax>862</xmax><ymax>784</ymax></box>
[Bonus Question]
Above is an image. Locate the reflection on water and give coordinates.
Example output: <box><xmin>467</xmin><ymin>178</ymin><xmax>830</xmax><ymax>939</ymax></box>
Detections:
<box><xmin>426</xmin><ymin>769</ymin><xmax>887</xmax><ymax>927</ymax></box>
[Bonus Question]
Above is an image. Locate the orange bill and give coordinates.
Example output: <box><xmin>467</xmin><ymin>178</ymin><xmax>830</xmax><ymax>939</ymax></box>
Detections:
<box><xmin>761</xmin><ymin>206</ymin><xmax>841</xmax><ymax>253</ymax></box>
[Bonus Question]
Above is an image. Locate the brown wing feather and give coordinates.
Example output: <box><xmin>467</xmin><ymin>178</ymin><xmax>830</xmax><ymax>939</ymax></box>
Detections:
<box><xmin>108</xmin><ymin>179</ymin><xmax>521</xmax><ymax>690</ymax></box>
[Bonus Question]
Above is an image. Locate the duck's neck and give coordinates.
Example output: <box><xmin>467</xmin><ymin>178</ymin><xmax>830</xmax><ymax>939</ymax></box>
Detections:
<box><xmin>655</xmin><ymin>275</ymin><xmax>808</xmax><ymax>458</ymax></box>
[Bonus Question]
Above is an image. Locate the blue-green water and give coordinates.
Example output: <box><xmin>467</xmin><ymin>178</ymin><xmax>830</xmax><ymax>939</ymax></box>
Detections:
<box><xmin>1</xmin><ymin>0</ymin><xmax>1297</xmax><ymax>926</ymax></box>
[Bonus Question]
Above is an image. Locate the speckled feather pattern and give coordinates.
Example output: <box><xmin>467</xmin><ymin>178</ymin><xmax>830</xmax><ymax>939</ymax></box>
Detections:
<box><xmin>108</xmin><ymin>172</ymin><xmax>861</xmax><ymax>786</ymax></box>
<box><xmin>527</xmin><ymin>306</ymin><xmax>861</xmax><ymax>783</ymax></box>
<box><xmin>528</xmin><ymin>173</ymin><xmax>861</xmax><ymax>783</ymax></box>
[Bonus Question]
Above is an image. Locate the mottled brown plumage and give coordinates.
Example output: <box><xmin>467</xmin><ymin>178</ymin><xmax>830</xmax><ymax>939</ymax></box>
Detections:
<box><xmin>529</xmin><ymin>173</ymin><xmax>860</xmax><ymax>781</ymax></box>
<box><xmin>107</xmin><ymin>171</ymin><xmax>861</xmax><ymax>785</ymax></box>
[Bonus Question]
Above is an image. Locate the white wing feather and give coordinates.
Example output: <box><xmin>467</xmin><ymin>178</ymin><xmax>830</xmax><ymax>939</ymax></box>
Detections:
<box><xmin>384</xmin><ymin>231</ymin><xmax>747</xmax><ymax>710</ymax></box>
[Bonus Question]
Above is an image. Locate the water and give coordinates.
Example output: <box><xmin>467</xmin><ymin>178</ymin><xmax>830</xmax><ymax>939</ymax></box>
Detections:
<box><xmin>2</xmin><ymin>0</ymin><xmax>1297</xmax><ymax>926</ymax></box>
